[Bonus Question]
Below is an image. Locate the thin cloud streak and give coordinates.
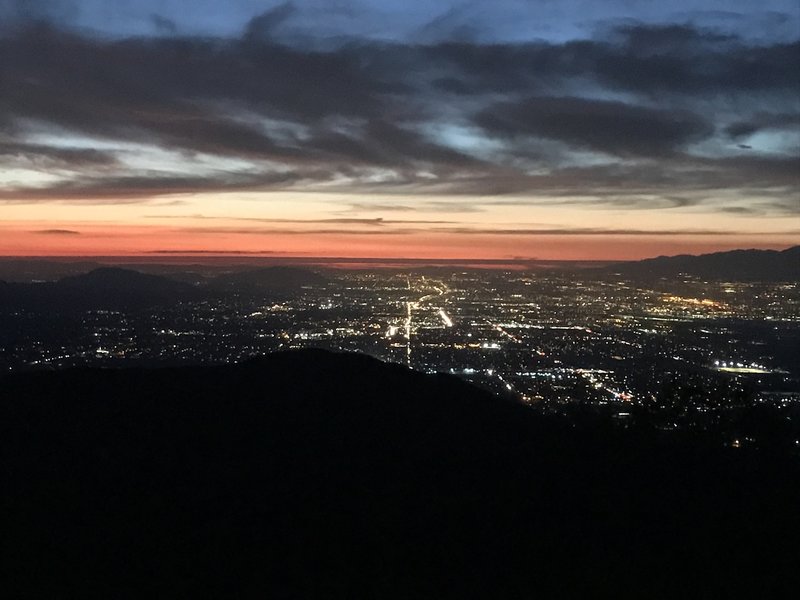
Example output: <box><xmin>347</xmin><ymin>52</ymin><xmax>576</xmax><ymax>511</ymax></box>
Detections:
<box><xmin>169</xmin><ymin>225</ymin><xmax>789</xmax><ymax>237</ymax></box>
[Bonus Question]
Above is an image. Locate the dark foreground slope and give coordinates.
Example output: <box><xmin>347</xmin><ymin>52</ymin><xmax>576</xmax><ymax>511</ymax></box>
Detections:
<box><xmin>3</xmin><ymin>351</ymin><xmax>798</xmax><ymax>598</ymax></box>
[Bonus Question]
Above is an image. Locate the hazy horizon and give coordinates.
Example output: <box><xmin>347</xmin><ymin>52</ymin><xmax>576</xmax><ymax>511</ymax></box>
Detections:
<box><xmin>0</xmin><ymin>242</ymin><xmax>797</xmax><ymax>271</ymax></box>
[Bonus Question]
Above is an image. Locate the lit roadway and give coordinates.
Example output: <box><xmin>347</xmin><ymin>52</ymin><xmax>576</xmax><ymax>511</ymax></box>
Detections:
<box><xmin>405</xmin><ymin>277</ymin><xmax>450</xmax><ymax>368</ymax></box>
<box><xmin>402</xmin><ymin>279</ymin><xmax>529</xmax><ymax>400</ymax></box>
<box><xmin>486</xmin><ymin>320</ymin><xmax>520</xmax><ymax>343</ymax></box>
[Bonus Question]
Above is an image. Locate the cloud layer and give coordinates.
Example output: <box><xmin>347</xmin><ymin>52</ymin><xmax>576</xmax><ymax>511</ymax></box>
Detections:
<box><xmin>0</xmin><ymin>3</ymin><xmax>797</xmax><ymax>217</ymax></box>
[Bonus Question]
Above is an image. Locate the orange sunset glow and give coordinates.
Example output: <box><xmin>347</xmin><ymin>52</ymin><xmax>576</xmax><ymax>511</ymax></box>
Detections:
<box><xmin>2</xmin><ymin>191</ymin><xmax>797</xmax><ymax>261</ymax></box>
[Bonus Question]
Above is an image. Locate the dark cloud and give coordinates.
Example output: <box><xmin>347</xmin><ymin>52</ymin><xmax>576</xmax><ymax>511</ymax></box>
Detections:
<box><xmin>149</xmin><ymin>250</ymin><xmax>297</xmax><ymax>255</ymax></box>
<box><xmin>31</xmin><ymin>228</ymin><xmax>81</xmax><ymax>235</ymax></box>
<box><xmin>0</xmin><ymin>0</ymin><xmax>77</xmax><ymax>25</ymax></box>
<box><xmin>309</xmin><ymin>120</ymin><xmax>480</xmax><ymax>168</ymax></box>
<box><xmin>609</xmin><ymin>23</ymin><xmax>735</xmax><ymax>51</ymax></box>
<box><xmin>172</xmin><ymin>226</ymin><xmax>418</xmax><ymax>236</ymax></box>
<box><xmin>0</xmin><ymin>24</ymin><xmax>388</xmax><ymax>149</ymax></box>
<box><xmin>0</xmin><ymin>19</ymin><xmax>797</xmax><ymax>209</ymax></box>
<box><xmin>475</xmin><ymin>96</ymin><xmax>713</xmax><ymax>157</ymax></box>
<box><xmin>167</xmin><ymin>225</ymin><xmax>781</xmax><ymax>238</ymax></box>
<box><xmin>720</xmin><ymin>206</ymin><xmax>758</xmax><ymax>214</ymax></box>
<box><xmin>758</xmin><ymin>199</ymin><xmax>800</xmax><ymax>215</ymax></box>
<box><xmin>147</xmin><ymin>215</ymin><xmax>456</xmax><ymax>225</ymax></box>
<box><xmin>347</xmin><ymin>202</ymin><xmax>416</xmax><ymax>212</ymax></box>
<box><xmin>725</xmin><ymin>113</ymin><xmax>800</xmax><ymax>139</ymax></box>
<box><xmin>0</xmin><ymin>170</ymin><xmax>330</xmax><ymax>201</ymax></box>
<box><xmin>239</xmin><ymin>216</ymin><xmax>456</xmax><ymax>225</ymax></box>
<box><xmin>422</xmin><ymin>26</ymin><xmax>800</xmax><ymax>97</ymax></box>
<box><xmin>587</xmin><ymin>24</ymin><xmax>799</xmax><ymax>96</ymax></box>
<box><xmin>0</xmin><ymin>142</ymin><xmax>117</xmax><ymax>167</ymax></box>
<box><xmin>244</xmin><ymin>2</ymin><xmax>297</xmax><ymax>41</ymax></box>
<box><xmin>3</xmin><ymin>153</ymin><xmax>797</xmax><ymax>207</ymax></box>
<box><xmin>415</xmin><ymin>5</ymin><xmax>480</xmax><ymax>44</ymax></box>
<box><xmin>346</xmin><ymin>201</ymin><xmax>486</xmax><ymax>213</ymax></box>
<box><xmin>433</xmin><ymin>227</ymin><xmax>759</xmax><ymax>236</ymax></box>
<box><xmin>150</xmin><ymin>14</ymin><xmax>177</xmax><ymax>35</ymax></box>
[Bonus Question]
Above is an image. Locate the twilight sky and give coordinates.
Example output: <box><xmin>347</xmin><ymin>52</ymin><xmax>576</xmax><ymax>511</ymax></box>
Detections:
<box><xmin>0</xmin><ymin>0</ymin><xmax>798</xmax><ymax>259</ymax></box>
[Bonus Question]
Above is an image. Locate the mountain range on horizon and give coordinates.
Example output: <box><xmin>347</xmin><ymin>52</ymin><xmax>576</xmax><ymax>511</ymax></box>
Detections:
<box><xmin>0</xmin><ymin>245</ymin><xmax>796</xmax><ymax>282</ymax></box>
<box><xmin>0</xmin><ymin>265</ymin><xmax>328</xmax><ymax>311</ymax></box>
<box><xmin>209</xmin><ymin>265</ymin><xmax>329</xmax><ymax>292</ymax></box>
<box><xmin>598</xmin><ymin>245</ymin><xmax>800</xmax><ymax>281</ymax></box>
<box><xmin>0</xmin><ymin>245</ymin><xmax>796</xmax><ymax>311</ymax></box>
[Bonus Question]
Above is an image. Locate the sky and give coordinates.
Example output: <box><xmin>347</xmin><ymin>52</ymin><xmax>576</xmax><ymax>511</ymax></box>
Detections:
<box><xmin>0</xmin><ymin>0</ymin><xmax>798</xmax><ymax>260</ymax></box>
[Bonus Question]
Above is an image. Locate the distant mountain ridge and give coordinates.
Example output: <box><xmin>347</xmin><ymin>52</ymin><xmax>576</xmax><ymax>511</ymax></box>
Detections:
<box><xmin>0</xmin><ymin>267</ymin><xmax>199</xmax><ymax>311</ymax></box>
<box><xmin>0</xmin><ymin>260</ymin><xmax>104</xmax><ymax>282</ymax></box>
<box><xmin>0</xmin><ymin>265</ymin><xmax>329</xmax><ymax>311</ymax></box>
<box><xmin>59</xmin><ymin>266</ymin><xmax>196</xmax><ymax>292</ymax></box>
<box><xmin>210</xmin><ymin>265</ymin><xmax>328</xmax><ymax>292</ymax></box>
<box><xmin>601</xmin><ymin>245</ymin><xmax>799</xmax><ymax>281</ymax></box>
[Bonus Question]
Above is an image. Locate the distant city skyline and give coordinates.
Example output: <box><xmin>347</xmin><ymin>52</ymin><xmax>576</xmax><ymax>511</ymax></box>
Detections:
<box><xmin>1</xmin><ymin>1</ymin><xmax>798</xmax><ymax>259</ymax></box>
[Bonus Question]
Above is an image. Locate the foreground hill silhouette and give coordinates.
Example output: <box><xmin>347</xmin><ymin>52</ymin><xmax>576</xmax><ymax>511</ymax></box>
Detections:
<box><xmin>3</xmin><ymin>350</ymin><xmax>798</xmax><ymax>598</ymax></box>
<box><xmin>600</xmin><ymin>245</ymin><xmax>800</xmax><ymax>281</ymax></box>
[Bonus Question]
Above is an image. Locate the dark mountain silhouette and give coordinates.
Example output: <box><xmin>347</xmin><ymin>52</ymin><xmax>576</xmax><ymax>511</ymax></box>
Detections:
<box><xmin>58</xmin><ymin>266</ymin><xmax>190</xmax><ymax>291</ymax></box>
<box><xmin>600</xmin><ymin>245</ymin><xmax>800</xmax><ymax>281</ymax></box>
<box><xmin>0</xmin><ymin>265</ymin><xmax>330</xmax><ymax>312</ymax></box>
<box><xmin>210</xmin><ymin>265</ymin><xmax>329</xmax><ymax>293</ymax></box>
<box><xmin>0</xmin><ymin>267</ymin><xmax>199</xmax><ymax>311</ymax></box>
<box><xmin>3</xmin><ymin>350</ymin><xmax>797</xmax><ymax>598</ymax></box>
<box><xmin>0</xmin><ymin>259</ymin><xmax>104</xmax><ymax>282</ymax></box>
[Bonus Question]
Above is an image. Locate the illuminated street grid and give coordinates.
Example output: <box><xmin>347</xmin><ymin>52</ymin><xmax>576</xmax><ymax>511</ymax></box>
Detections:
<box><xmin>2</xmin><ymin>270</ymin><xmax>798</xmax><ymax>441</ymax></box>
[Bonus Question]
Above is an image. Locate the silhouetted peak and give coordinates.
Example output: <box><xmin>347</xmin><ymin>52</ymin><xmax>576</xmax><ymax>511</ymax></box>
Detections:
<box><xmin>59</xmin><ymin>267</ymin><xmax>186</xmax><ymax>287</ymax></box>
<box><xmin>602</xmin><ymin>245</ymin><xmax>799</xmax><ymax>281</ymax></box>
